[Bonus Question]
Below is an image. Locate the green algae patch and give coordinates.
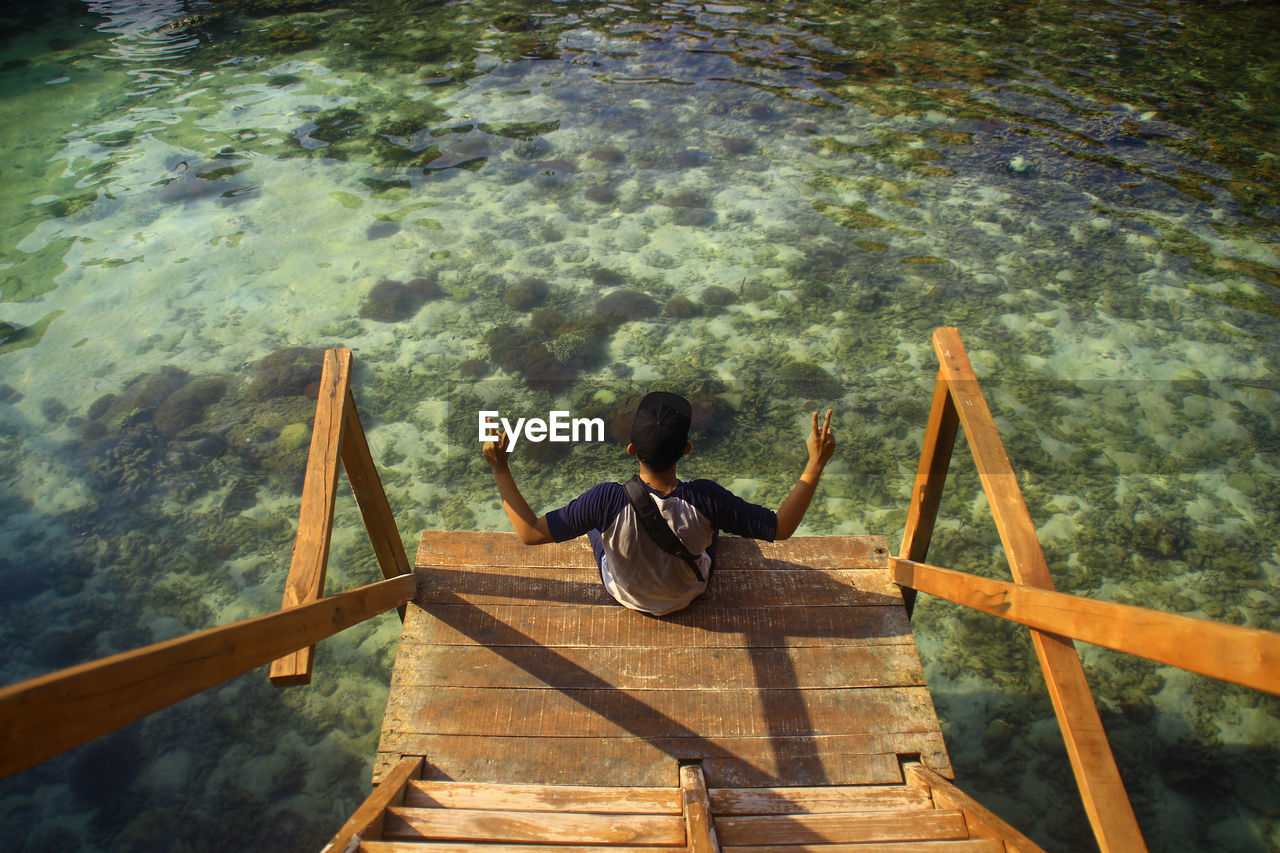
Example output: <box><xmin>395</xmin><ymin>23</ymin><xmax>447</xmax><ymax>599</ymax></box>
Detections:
<box><xmin>0</xmin><ymin>310</ymin><xmax>63</xmax><ymax>355</ymax></box>
<box><xmin>1190</xmin><ymin>283</ymin><xmax>1280</xmax><ymax>321</ymax></box>
<box><xmin>330</xmin><ymin>190</ymin><xmax>364</xmax><ymax>210</ymax></box>
<box><xmin>902</xmin><ymin>256</ymin><xmax>948</xmax><ymax>265</ymax></box>
<box><xmin>813</xmin><ymin>200</ymin><xmax>923</xmax><ymax>236</ymax></box>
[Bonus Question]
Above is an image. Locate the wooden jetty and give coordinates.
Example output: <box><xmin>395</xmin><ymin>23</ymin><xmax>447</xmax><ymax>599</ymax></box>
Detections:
<box><xmin>3</xmin><ymin>328</ymin><xmax>1279</xmax><ymax>852</ymax></box>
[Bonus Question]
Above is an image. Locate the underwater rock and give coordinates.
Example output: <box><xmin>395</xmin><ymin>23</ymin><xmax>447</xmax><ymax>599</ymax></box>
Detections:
<box><xmin>486</xmin><ymin>326</ymin><xmax>576</xmax><ymax>391</ymax></box>
<box><xmin>666</xmin><ymin>191</ymin><xmax>708</xmax><ymax>208</ymax></box>
<box><xmin>458</xmin><ymin>358</ymin><xmax>490</xmax><ymax>378</ymax></box>
<box><xmin>71</xmin><ymin>731</ymin><xmax>144</xmax><ymax>804</ymax></box>
<box><xmin>40</xmin><ymin>398</ymin><xmax>68</xmax><ymax>423</ymax></box>
<box><xmin>503</xmin><ymin>276</ymin><xmax>549</xmax><ymax>310</ymax></box>
<box><xmin>673</xmin><ymin>149</ymin><xmax>705</xmax><ymax>168</ymax></box>
<box><xmin>585</xmin><ymin>184</ymin><xmax>615</xmax><ymax>204</ymax></box>
<box><xmin>493</xmin><ymin>12</ymin><xmax>533</xmax><ymax>32</ymax></box>
<box><xmin>359</xmin><ymin>276</ymin><xmax>440</xmax><ymax>322</ymax></box>
<box><xmin>722</xmin><ymin>136</ymin><xmax>754</xmax><ymax>154</ymax></box>
<box><xmin>742</xmin><ymin>280</ymin><xmax>772</xmax><ymax>302</ymax></box>
<box><xmin>221</xmin><ymin>478</ymin><xmax>259</xmax><ymax>515</ymax></box>
<box><xmin>531</xmin><ymin>159</ymin><xmax>575</xmax><ymax>177</ymax></box>
<box><xmin>153</xmin><ymin>378</ymin><xmax>227</xmax><ymax>438</ymax></box>
<box><xmin>0</xmin><ymin>321</ymin><xmax>17</xmax><ymax>344</ymax></box>
<box><xmin>265</xmin><ymin>23</ymin><xmax>318</xmax><ymax>51</ymax></box>
<box><xmin>700</xmin><ymin>285</ymin><xmax>737</xmax><ymax>307</ymax></box>
<box><xmin>540</xmin><ymin>226</ymin><xmax>563</xmax><ymax>242</ymax></box>
<box><xmin>530</xmin><ymin>308</ymin><xmax>565</xmax><ymax>338</ymax></box>
<box><xmin>0</xmin><ymin>383</ymin><xmax>16</xmax><ymax>403</ymax></box>
<box><xmin>87</xmin><ymin>393</ymin><xmax>116</xmax><ymax>421</ymax></box>
<box><xmin>666</xmin><ymin>296</ymin><xmax>701</xmax><ymax>318</ymax></box>
<box><xmin>673</xmin><ymin>207</ymin><xmax>715</xmax><ymax>227</ymax></box>
<box><xmin>366</xmin><ymin>220</ymin><xmax>400</xmax><ymax>240</ymax></box>
<box><xmin>591</xmin><ymin>267</ymin><xmax>625</xmax><ymax>287</ymax></box>
<box><xmin>590</xmin><ymin>146</ymin><xmax>625</xmax><ymax>164</ymax></box>
<box><xmin>777</xmin><ymin>361</ymin><xmax>843</xmax><ymax>398</ymax></box>
<box><xmin>132</xmin><ymin>365</ymin><xmax>190</xmax><ymax>409</ymax></box>
<box><xmin>249</xmin><ymin>347</ymin><xmax>325</xmax><ymax>399</ymax></box>
<box><xmin>514</xmin><ymin>137</ymin><xmax>551</xmax><ymax>160</ymax></box>
<box><xmin>747</xmin><ymin>103</ymin><xmax>776</xmax><ymax>121</ymax></box>
<box><xmin>594</xmin><ymin>289</ymin><xmax>659</xmax><ymax>324</ymax></box>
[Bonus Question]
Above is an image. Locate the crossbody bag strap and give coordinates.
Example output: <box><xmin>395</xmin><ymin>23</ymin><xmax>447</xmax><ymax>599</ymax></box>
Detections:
<box><xmin>622</xmin><ymin>476</ymin><xmax>706</xmax><ymax>583</ymax></box>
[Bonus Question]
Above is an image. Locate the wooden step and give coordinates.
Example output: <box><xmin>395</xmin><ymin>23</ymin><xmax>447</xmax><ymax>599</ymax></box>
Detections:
<box><xmin>709</xmin><ymin>784</ymin><xmax>933</xmax><ymax>815</ymax></box>
<box><xmin>715</xmin><ymin>808</ymin><xmax>971</xmax><ymax>846</ymax></box>
<box><xmin>402</xmin><ymin>780</ymin><xmax>681</xmax><ymax>814</ymax></box>
<box><xmin>381</xmin><ymin>805</ymin><xmax>686</xmax><ymax>845</ymax></box>
<box><xmin>360</xmin><ymin>844</ymin><xmax>687</xmax><ymax>852</ymax></box>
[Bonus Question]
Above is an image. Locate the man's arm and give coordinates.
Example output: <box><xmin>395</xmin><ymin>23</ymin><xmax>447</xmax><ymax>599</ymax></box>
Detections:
<box><xmin>483</xmin><ymin>431</ymin><xmax>554</xmax><ymax>545</ymax></box>
<box><xmin>775</xmin><ymin>409</ymin><xmax>835</xmax><ymax>540</ymax></box>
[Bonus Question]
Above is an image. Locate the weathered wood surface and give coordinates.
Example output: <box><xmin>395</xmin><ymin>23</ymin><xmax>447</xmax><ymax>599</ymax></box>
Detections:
<box><xmin>932</xmin><ymin>326</ymin><xmax>1146</xmax><ymax>853</ymax></box>
<box><xmin>907</xmin><ymin>761</ymin><xmax>1045</xmax><ymax>853</ymax></box>
<box><xmin>322</xmin><ymin>755</ymin><xmax>420</xmax><ymax>853</ymax></box>
<box><xmin>340</xmin><ymin>388</ymin><xmax>412</xmax><ymax>583</ymax></box>
<box><xmin>709</xmin><ymin>784</ymin><xmax>932</xmax><ymax>815</ymax></box>
<box><xmin>0</xmin><ymin>572</ymin><xmax>415</xmax><ymax>779</ymax></box>
<box><xmin>714</xmin><ymin>809</ymin><xmax>969</xmax><ymax>845</ymax></box>
<box><xmin>382</xmin><ymin>806</ymin><xmax>686</xmax><ymax>845</ymax></box>
<box><xmin>895</xmin><ymin>558</ymin><xmax>1280</xmax><ymax>696</ymax></box>
<box><xmin>358</xmin><ymin>840</ymin><xmax>691</xmax><ymax>845</ymax></box>
<box><xmin>270</xmin><ymin>347</ymin><xmax>351</xmax><ymax>685</ymax></box>
<box><xmin>403</xmin><ymin>780</ymin><xmax>681</xmax><ymax>813</ymax></box>
<box><xmin>681</xmin><ymin>764</ymin><xmax>718</xmax><ymax>853</ymax></box>
<box><xmin>374</xmin><ymin>531</ymin><xmax>950</xmax><ymax>789</ymax></box>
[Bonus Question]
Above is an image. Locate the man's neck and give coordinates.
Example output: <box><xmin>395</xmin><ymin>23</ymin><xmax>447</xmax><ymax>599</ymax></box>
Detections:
<box><xmin>638</xmin><ymin>464</ymin><xmax>679</xmax><ymax>495</ymax></box>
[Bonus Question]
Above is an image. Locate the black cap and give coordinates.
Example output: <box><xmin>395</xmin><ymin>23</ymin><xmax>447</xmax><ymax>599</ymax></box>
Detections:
<box><xmin>630</xmin><ymin>391</ymin><xmax>692</xmax><ymax>471</ymax></box>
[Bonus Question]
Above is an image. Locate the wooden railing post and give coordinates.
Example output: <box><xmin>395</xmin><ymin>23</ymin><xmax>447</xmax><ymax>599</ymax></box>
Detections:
<box><xmin>270</xmin><ymin>349</ymin><xmax>412</xmax><ymax>686</ymax></box>
<box><xmin>924</xmin><ymin>327</ymin><xmax>1147</xmax><ymax>853</ymax></box>
<box><xmin>340</xmin><ymin>388</ymin><xmax>411</xmax><ymax>582</ymax></box>
<box><xmin>898</xmin><ymin>369</ymin><xmax>959</xmax><ymax>617</ymax></box>
<box><xmin>270</xmin><ymin>349</ymin><xmax>353</xmax><ymax>686</ymax></box>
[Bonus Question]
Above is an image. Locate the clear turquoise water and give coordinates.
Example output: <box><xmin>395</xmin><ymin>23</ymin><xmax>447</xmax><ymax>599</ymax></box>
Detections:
<box><xmin>1</xmin><ymin>1</ymin><xmax>1277</xmax><ymax>850</ymax></box>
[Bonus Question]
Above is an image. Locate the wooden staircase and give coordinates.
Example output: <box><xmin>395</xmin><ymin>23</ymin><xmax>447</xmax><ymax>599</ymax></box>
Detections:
<box><xmin>328</xmin><ymin>757</ymin><xmax>1028</xmax><ymax>851</ymax></box>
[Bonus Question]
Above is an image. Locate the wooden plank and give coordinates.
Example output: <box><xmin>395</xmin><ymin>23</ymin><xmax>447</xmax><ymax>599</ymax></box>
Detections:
<box><xmin>384</xmin><ymin>686</ymin><xmax>942</xmax><ymax>739</ymax></box>
<box><xmin>417</xmin><ymin>531</ymin><xmax>889</xmax><ymax>571</ymax></box>
<box><xmin>408</xmin><ymin>604</ymin><xmax>914</xmax><ymax>648</ymax></box>
<box><xmin>681</xmin><ymin>764</ymin><xmax>718</xmax><ymax>853</ymax></box>
<box><xmin>390</xmin><ymin>644</ymin><xmax>927</xmax><ymax>690</ymax></box>
<box><xmin>722</xmin><ymin>842</ymin><xmax>1003</xmax><ymax>853</ymax></box>
<box><xmin>360</xmin><ymin>844</ymin><xmax>688</xmax><ymax>853</ymax></box>
<box><xmin>0</xmin><ymin>573</ymin><xmax>415</xmax><ymax>779</ymax></box>
<box><xmin>898</xmin><ymin>370</ymin><xmax>959</xmax><ymax>616</ymax></box>
<box><xmin>709</xmin><ymin>785</ymin><xmax>931</xmax><ymax>815</ymax></box>
<box><xmin>270</xmin><ymin>347</ymin><xmax>351</xmax><ymax>686</ymax></box>
<box><xmin>404</xmin><ymin>780</ymin><xmax>681</xmax><ymax>813</ymax></box>
<box><xmin>894</xmin><ymin>558</ymin><xmax>1280</xmax><ymax>696</ymax></box>
<box><xmin>932</xmin><ymin>327</ymin><xmax>1146</xmax><ymax>853</ymax></box>
<box><xmin>382</xmin><ymin>806</ymin><xmax>686</xmax><ymax>844</ymax></box>
<box><xmin>415</xmin><ymin>567</ymin><xmax>902</xmax><ymax>607</ymax></box>
<box><xmin>377</xmin><ymin>736</ymin><xmax>935</xmax><ymax>788</ymax></box>
<box><xmin>906</xmin><ymin>762</ymin><xmax>1042</xmax><ymax>852</ymax></box>
<box><xmin>933</xmin><ymin>328</ymin><xmax>1054</xmax><ymax>590</ymax></box>
<box><xmin>322</xmin><ymin>756</ymin><xmax>420</xmax><ymax>853</ymax></box>
<box><xmin>899</xmin><ymin>370</ymin><xmax>960</xmax><ymax>564</ymax></box>
<box><xmin>716</xmin><ymin>809</ymin><xmax>969</xmax><ymax>845</ymax></box>
<box><xmin>341</xmin><ymin>388</ymin><xmax>411</xmax><ymax>582</ymax></box>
